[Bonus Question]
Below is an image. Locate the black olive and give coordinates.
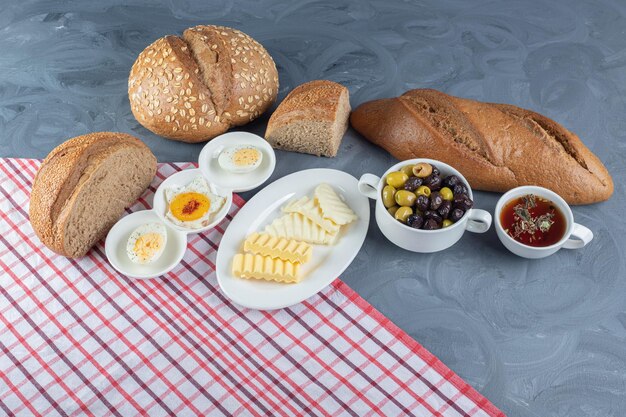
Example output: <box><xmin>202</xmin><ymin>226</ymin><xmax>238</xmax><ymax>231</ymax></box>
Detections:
<box><xmin>429</xmin><ymin>191</ymin><xmax>443</xmax><ymax>210</ymax></box>
<box><xmin>415</xmin><ymin>194</ymin><xmax>429</xmax><ymax>212</ymax></box>
<box><xmin>443</xmin><ymin>175</ymin><xmax>461</xmax><ymax>189</ymax></box>
<box><xmin>453</xmin><ymin>183</ymin><xmax>468</xmax><ymax>196</ymax></box>
<box><xmin>431</xmin><ymin>165</ymin><xmax>440</xmax><ymax>176</ymax></box>
<box><xmin>424</xmin><ymin>210</ymin><xmax>443</xmax><ymax>224</ymax></box>
<box><xmin>449</xmin><ymin>208</ymin><xmax>465</xmax><ymax>222</ymax></box>
<box><xmin>403</xmin><ymin>176</ymin><xmax>423</xmax><ymax>191</ymax></box>
<box><xmin>424</xmin><ymin>174</ymin><xmax>442</xmax><ymax>191</ymax></box>
<box><xmin>407</xmin><ymin>214</ymin><xmax>424</xmax><ymax>229</ymax></box>
<box><xmin>453</xmin><ymin>194</ymin><xmax>474</xmax><ymax>211</ymax></box>
<box><xmin>422</xmin><ymin>218</ymin><xmax>440</xmax><ymax>230</ymax></box>
<box><xmin>438</xmin><ymin>200</ymin><xmax>451</xmax><ymax>218</ymax></box>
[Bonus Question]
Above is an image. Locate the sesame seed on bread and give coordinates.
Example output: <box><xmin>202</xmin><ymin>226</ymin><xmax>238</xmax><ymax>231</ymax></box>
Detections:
<box><xmin>29</xmin><ymin>132</ymin><xmax>157</xmax><ymax>257</ymax></box>
<box><xmin>129</xmin><ymin>25</ymin><xmax>279</xmax><ymax>143</ymax></box>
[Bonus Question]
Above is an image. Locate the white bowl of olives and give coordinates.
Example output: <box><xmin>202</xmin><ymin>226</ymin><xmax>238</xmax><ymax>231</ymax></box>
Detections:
<box><xmin>358</xmin><ymin>159</ymin><xmax>492</xmax><ymax>252</ymax></box>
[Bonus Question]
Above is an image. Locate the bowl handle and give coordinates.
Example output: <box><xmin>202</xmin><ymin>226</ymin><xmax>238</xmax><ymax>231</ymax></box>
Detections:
<box><xmin>358</xmin><ymin>174</ymin><xmax>380</xmax><ymax>200</ymax></box>
<box><xmin>465</xmin><ymin>209</ymin><xmax>492</xmax><ymax>233</ymax></box>
<box><xmin>563</xmin><ymin>223</ymin><xmax>593</xmax><ymax>249</ymax></box>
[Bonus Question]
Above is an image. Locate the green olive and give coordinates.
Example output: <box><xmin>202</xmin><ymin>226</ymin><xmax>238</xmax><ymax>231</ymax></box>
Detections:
<box><xmin>386</xmin><ymin>171</ymin><xmax>409</xmax><ymax>189</ymax></box>
<box><xmin>394</xmin><ymin>206</ymin><xmax>413</xmax><ymax>223</ymax></box>
<box><xmin>440</xmin><ymin>187</ymin><xmax>453</xmax><ymax>201</ymax></box>
<box><xmin>395</xmin><ymin>190</ymin><xmax>417</xmax><ymax>207</ymax></box>
<box><xmin>400</xmin><ymin>164</ymin><xmax>415</xmax><ymax>177</ymax></box>
<box><xmin>442</xmin><ymin>219</ymin><xmax>453</xmax><ymax>228</ymax></box>
<box><xmin>382</xmin><ymin>185</ymin><xmax>397</xmax><ymax>208</ymax></box>
<box><xmin>415</xmin><ymin>185</ymin><xmax>431</xmax><ymax>197</ymax></box>
<box><xmin>387</xmin><ymin>205</ymin><xmax>399</xmax><ymax>217</ymax></box>
<box><xmin>412</xmin><ymin>162</ymin><xmax>433</xmax><ymax>178</ymax></box>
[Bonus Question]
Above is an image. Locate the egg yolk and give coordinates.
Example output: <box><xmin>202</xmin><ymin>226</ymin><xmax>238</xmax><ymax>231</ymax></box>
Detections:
<box><xmin>233</xmin><ymin>148</ymin><xmax>260</xmax><ymax>166</ymax></box>
<box><xmin>170</xmin><ymin>192</ymin><xmax>211</xmax><ymax>222</ymax></box>
<box><xmin>133</xmin><ymin>233</ymin><xmax>165</xmax><ymax>263</ymax></box>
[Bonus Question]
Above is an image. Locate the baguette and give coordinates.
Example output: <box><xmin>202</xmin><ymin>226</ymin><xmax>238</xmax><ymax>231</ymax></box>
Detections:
<box><xmin>265</xmin><ymin>80</ymin><xmax>350</xmax><ymax>157</ymax></box>
<box><xmin>350</xmin><ymin>89</ymin><xmax>613</xmax><ymax>205</ymax></box>
<box><xmin>29</xmin><ymin>132</ymin><xmax>157</xmax><ymax>257</ymax></box>
<box><xmin>129</xmin><ymin>25</ymin><xmax>278</xmax><ymax>143</ymax></box>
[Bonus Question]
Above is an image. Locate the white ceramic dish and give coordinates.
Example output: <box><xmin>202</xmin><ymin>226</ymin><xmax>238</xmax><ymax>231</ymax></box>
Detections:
<box><xmin>153</xmin><ymin>168</ymin><xmax>233</xmax><ymax>234</ymax></box>
<box><xmin>358</xmin><ymin>158</ymin><xmax>492</xmax><ymax>253</ymax></box>
<box><xmin>494</xmin><ymin>185</ymin><xmax>593</xmax><ymax>258</ymax></box>
<box><xmin>199</xmin><ymin>131</ymin><xmax>276</xmax><ymax>193</ymax></box>
<box><xmin>105</xmin><ymin>132</ymin><xmax>276</xmax><ymax>279</ymax></box>
<box><xmin>216</xmin><ymin>169</ymin><xmax>370</xmax><ymax>310</ymax></box>
<box><xmin>105</xmin><ymin>210</ymin><xmax>187</xmax><ymax>279</ymax></box>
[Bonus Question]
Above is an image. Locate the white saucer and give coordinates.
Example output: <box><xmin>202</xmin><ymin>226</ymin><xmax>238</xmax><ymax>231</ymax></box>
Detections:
<box><xmin>105</xmin><ymin>210</ymin><xmax>187</xmax><ymax>279</ymax></box>
<box><xmin>198</xmin><ymin>131</ymin><xmax>276</xmax><ymax>193</ymax></box>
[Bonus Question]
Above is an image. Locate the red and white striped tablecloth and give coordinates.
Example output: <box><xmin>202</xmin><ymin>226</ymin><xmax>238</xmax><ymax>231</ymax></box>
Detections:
<box><xmin>0</xmin><ymin>158</ymin><xmax>504</xmax><ymax>417</ymax></box>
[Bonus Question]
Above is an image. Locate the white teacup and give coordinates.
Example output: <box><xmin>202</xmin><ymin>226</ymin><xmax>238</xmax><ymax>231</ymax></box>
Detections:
<box><xmin>358</xmin><ymin>158</ymin><xmax>492</xmax><ymax>253</ymax></box>
<box><xmin>494</xmin><ymin>186</ymin><xmax>593</xmax><ymax>258</ymax></box>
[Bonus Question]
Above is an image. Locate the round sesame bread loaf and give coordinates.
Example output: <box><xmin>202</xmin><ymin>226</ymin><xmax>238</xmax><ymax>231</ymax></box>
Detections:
<box><xmin>29</xmin><ymin>133</ymin><xmax>157</xmax><ymax>258</ymax></box>
<box><xmin>129</xmin><ymin>25</ymin><xmax>279</xmax><ymax>143</ymax></box>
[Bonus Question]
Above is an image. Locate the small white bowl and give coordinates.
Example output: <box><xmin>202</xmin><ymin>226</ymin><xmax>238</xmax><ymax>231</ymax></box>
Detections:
<box><xmin>198</xmin><ymin>131</ymin><xmax>276</xmax><ymax>193</ymax></box>
<box><xmin>105</xmin><ymin>210</ymin><xmax>187</xmax><ymax>279</ymax></box>
<box><xmin>152</xmin><ymin>168</ymin><xmax>233</xmax><ymax>234</ymax></box>
<box><xmin>358</xmin><ymin>158</ymin><xmax>492</xmax><ymax>253</ymax></box>
<box><xmin>494</xmin><ymin>186</ymin><xmax>593</xmax><ymax>258</ymax></box>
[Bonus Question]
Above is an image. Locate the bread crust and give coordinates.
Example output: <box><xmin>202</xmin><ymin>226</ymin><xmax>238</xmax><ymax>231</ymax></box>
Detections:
<box><xmin>350</xmin><ymin>89</ymin><xmax>613</xmax><ymax>205</ymax></box>
<box><xmin>267</xmin><ymin>80</ymin><xmax>347</xmax><ymax>124</ymax></box>
<box><xmin>129</xmin><ymin>25</ymin><xmax>278</xmax><ymax>143</ymax></box>
<box><xmin>29</xmin><ymin>132</ymin><xmax>157</xmax><ymax>257</ymax></box>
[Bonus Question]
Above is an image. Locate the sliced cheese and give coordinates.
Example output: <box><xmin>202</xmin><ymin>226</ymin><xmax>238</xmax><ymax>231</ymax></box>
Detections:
<box><xmin>264</xmin><ymin>213</ymin><xmax>338</xmax><ymax>245</ymax></box>
<box><xmin>232</xmin><ymin>253</ymin><xmax>300</xmax><ymax>283</ymax></box>
<box><xmin>282</xmin><ymin>196</ymin><xmax>340</xmax><ymax>234</ymax></box>
<box><xmin>314</xmin><ymin>183</ymin><xmax>357</xmax><ymax>225</ymax></box>
<box><xmin>243</xmin><ymin>232</ymin><xmax>312</xmax><ymax>264</ymax></box>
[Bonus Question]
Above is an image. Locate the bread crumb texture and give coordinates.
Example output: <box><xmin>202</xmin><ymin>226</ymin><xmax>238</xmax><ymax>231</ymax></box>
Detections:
<box><xmin>265</xmin><ymin>80</ymin><xmax>350</xmax><ymax>157</ymax></box>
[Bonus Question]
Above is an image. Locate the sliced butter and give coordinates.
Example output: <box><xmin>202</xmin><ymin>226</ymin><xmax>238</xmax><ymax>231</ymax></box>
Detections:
<box><xmin>244</xmin><ymin>232</ymin><xmax>312</xmax><ymax>264</ymax></box>
<box><xmin>282</xmin><ymin>196</ymin><xmax>340</xmax><ymax>234</ymax></box>
<box><xmin>232</xmin><ymin>253</ymin><xmax>300</xmax><ymax>283</ymax></box>
<box><xmin>264</xmin><ymin>213</ymin><xmax>338</xmax><ymax>245</ymax></box>
<box><xmin>314</xmin><ymin>183</ymin><xmax>357</xmax><ymax>225</ymax></box>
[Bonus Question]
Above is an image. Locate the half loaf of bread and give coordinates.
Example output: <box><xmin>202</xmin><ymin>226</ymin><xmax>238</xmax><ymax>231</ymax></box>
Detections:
<box><xmin>29</xmin><ymin>132</ymin><xmax>157</xmax><ymax>258</ymax></box>
<box><xmin>129</xmin><ymin>25</ymin><xmax>279</xmax><ymax>143</ymax></box>
<box><xmin>265</xmin><ymin>80</ymin><xmax>350</xmax><ymax>157</ymax></box>
<box><xmin>350</xmin><ymin>89</ymin><xmax>613</xmax><ymax>205</ymax></box>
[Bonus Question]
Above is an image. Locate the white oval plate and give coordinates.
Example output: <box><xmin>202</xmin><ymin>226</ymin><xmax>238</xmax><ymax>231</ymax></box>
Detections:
<box><xmin>105</xmin><ymin>210</ymin><xmax>187</xmax><ymax>279</ymax></box>
<box><xmin>153</xmin><ymin>168</ymin><xmax>233</xmax><ymax>234</ymax></box>
<box><xmin>216</xmin><ymin>169</ymin><xmax>370</xmax><ymax>310</ymax></box>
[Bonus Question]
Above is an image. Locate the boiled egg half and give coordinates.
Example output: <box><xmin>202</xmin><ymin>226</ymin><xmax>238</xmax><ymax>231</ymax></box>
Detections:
<box><xmin>165</xmin><ymin>176</ymin><xmax>225</xmax><ymax>229</ymax></box>
<box><xmin>127</xmin><ymin>223</ymin><xmax>167</xmax><ymax>264</ymax></box>
<box><xmin>218</xmin><ymin>145</ymin><xmax>262</xmax><ymax>173</ymax></box>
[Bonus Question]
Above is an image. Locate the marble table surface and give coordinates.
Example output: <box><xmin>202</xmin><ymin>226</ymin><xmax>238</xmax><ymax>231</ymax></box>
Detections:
<box><xmin>2</xmin><ymin>1</ymin><xmax>625</xmax><ymax>415</ymax></box>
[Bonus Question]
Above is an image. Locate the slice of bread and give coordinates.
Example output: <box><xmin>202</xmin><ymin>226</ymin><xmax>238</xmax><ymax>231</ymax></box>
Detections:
<box><xmin>265</xmin><ymin>80</ymin><xmax>350</xmax><ymax>157</ymax></box>
<box><xmin>29</xmin><ymin>132</ymin><xmax>157</xmax><ymax>258</ymax></box>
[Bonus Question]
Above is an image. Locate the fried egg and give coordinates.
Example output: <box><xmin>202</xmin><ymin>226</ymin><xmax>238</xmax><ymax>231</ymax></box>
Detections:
<box><xmin>165</xmin><ymin>176</ymin><xmax>225</xmax><ymax>229</ymax></box>
<box><xmin>127</xmin><ymin>223</ymin><xmax>167</xmax><ymax>264</ymax></box>
<box><xmin>218</xmin><ymin>145</ymin><xmax>263</xmax><ymax>173</ymax></box>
